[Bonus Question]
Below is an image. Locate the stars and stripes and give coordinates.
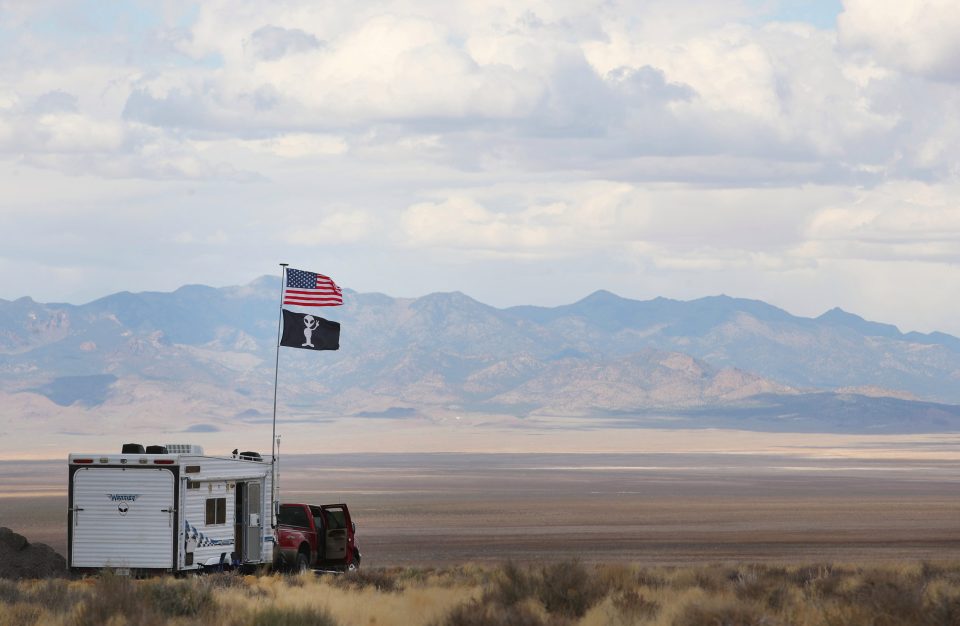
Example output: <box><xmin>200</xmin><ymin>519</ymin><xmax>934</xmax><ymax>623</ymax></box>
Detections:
<box><xmin>283</xmin><ymin>268</ymin><xmax>343</xmax><ymax>307</ymax></box>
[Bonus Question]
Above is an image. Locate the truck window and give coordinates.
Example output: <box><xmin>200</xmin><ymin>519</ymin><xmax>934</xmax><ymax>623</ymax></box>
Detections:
<box><xmin>277</xmin><ymin>505</ymin><xmax>310</xmax><ymax>528</ymax></box>
<box><xmin>309</xmin><ymin>506</ymin><xmax>324</xmax><ymax>531</ymax></box>
<box><xmin>325</xmin><ymin>508</ymin><xmax>346</xmax><ymax>529</ymax></box>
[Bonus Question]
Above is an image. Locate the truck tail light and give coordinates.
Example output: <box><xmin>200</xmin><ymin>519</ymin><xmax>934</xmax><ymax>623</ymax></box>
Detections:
<box><xmin>73</xmin><ymin>459</ymin><xmax>94</xmax><ymax>464</ymax></box>
<box><xmin>153</xmin><ymin>459</ymin><xmax>175</xmax><ymax>465</ymax></box>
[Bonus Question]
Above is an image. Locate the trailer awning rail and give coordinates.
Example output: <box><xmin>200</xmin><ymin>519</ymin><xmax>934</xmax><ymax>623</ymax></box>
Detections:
<box><xmin>190</xmin><ymin>474</ymin><xmax>268</xmax><ymax>482</ymax></box>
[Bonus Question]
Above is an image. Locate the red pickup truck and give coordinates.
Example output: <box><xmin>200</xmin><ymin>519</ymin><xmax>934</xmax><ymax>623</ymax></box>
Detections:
<box><xmin>276</xmin><ymin>503</ymin><xmax>361</xmax><ymax>572</ymax></box>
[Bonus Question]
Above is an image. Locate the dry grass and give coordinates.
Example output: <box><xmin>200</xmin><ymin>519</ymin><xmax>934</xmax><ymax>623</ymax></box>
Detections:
<box><xmin>3</xmin><ymin>561</ymin><xmax>960</xmax><ymax>626</ymax></box>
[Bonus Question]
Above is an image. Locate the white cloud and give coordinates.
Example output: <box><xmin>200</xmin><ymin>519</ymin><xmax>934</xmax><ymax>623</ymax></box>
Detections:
<box><xmin>26</xmin><ymin>113</ymin><xmax>126</xmax><ymax>153</ymax></box>
<box><xmin>839</xmin><ymin>0</ymin><xmax>960</xmax><ymax>81</ymax></box>
<box><xmin>0</xmin><ymin>89</ymin><xmax>128</xmax><ymax>155</ymax></box>
<box><xmin>240</xmin><ymin>134</ymin><xmax>348</xmax><ymax>158</ymax></box>
<box><xmin>4</xmin><ymin>0</ymin><xmax>946</xmax><ymax>184</ymax></box>
<box><xmin>173</xmin><ymin>230</ymin><xmax>228</xmax><ymax>245</ymax></box>
<box><xmin>403</xmin><ymin>196</ymin><xmax>557</xmax><ymax>253</ymax></box>
<box><xmin>401</xmin><ymin>182</ymin><xmax>839</xmax><ymax>257</ymax></box>
<box><xmin>805</xmin><ymin>182</ymin><xmax>960</xmax><ymax>264</ymax></box>
<box><xmin>3</xmin><ymin>0</ymin><xmax>960</xmax><ymax>335</ymax></box>
<box><xmin>285</xmin><ymin>210</ymin><xmax>378</xmax><ymax>245</ymax></box>
<box><xmin>401</xmin><ymin>182</ymin><xmax>648</xmax><ymax>255</ymax></box>
<box><xmin>245</xmin><ymin>25</ymin><xmax>323</xmax><ymax>61</ymax></box>
<box><xmin>649</xmin><ymin>248</ymin><xmax>817</xmax><ymax>273</ymax></box>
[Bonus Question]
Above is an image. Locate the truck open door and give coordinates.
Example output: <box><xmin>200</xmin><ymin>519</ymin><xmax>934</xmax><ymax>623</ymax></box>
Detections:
<box><xmin>320</xmin><ymin>504</ymin><xmax>351</xmax><ymax>564</ymax></box>
<box><xmin>277</xmin><ymin>502</ymin><xmax>359</xmax><ymax>572</ymax></box>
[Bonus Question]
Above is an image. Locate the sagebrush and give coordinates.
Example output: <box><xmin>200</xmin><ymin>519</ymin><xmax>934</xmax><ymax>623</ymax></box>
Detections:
<box><xmin>2</xmin><ymin>561</ymin><xmax>960</xmax><ymax>626</ymax></box>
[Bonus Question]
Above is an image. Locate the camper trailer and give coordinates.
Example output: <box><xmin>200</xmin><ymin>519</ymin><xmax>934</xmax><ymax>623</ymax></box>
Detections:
<box><xmin>67</xmin><ymin>444</ymin><xmax>275</xmax><ymax>573</ymax></box>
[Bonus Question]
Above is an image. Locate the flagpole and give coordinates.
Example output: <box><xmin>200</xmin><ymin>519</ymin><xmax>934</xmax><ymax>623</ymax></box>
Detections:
<box><xmin>271</xmin><ymin>262</ymin><xmax>288</xmax><ymax>527</ymax></box>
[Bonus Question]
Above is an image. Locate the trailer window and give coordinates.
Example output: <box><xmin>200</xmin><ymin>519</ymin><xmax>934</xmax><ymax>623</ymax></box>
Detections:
<box><xmin>205</xmin><ymin>497</ymin><xmax>226</xmax><ymax>525</ymax></box>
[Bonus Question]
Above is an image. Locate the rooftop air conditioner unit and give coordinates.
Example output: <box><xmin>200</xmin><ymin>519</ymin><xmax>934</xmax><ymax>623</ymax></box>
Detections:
<box><xmin>164</xmin><ymin>444</ymin><xmax>204</xmax><ymax>455</ymax></box>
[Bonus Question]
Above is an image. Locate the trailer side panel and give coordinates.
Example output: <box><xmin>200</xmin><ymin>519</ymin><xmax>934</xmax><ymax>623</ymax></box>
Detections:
<box><xmin>179</xmin><ymin>456</ymin><xmax>273</xmax><ymax>569</ymax></box>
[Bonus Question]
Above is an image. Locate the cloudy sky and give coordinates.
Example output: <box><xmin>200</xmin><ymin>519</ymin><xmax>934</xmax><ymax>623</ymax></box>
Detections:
<box><xmin>2</xmin><ymin>0</ymin><xmax>959</xmax><ymax>334</ymax></box>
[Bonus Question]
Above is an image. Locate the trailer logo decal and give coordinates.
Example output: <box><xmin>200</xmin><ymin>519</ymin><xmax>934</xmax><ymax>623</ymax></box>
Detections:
<box><xmin>107</xmin><ymin>494</ymin><xmax>140</xmax><ymax>502</ymax></box>
<box><xmin>106</xmin><ymin>494</ymin><xmax>139</xmax><ymax>516</ymax></box>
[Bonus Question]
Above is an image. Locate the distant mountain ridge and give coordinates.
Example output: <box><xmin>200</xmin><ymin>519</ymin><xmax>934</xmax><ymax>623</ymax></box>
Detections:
<box><xmin>2</xmin><ymin>277</ymin><xmax>960</xmax><ymax>434</ymax></box>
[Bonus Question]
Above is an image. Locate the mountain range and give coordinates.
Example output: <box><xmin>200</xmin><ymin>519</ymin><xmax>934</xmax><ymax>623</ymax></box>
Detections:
<box><xmin>2</xmin><ymin>277</ymin><xmax>960</xmax><ymax>434</ymax></box>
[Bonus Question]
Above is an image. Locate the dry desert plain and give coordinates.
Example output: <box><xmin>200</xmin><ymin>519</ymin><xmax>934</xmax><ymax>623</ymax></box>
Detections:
<box><xmin>2</xmin><ymin>429</ymin><xmax>960</xmax><ymax>566</ymax></box>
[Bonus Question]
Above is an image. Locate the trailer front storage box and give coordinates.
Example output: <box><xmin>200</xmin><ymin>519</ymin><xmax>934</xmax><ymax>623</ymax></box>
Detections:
<box><xmin>67</xmin><ymin>445</ymin><xmax>274</xmax><ymax>573</ymax></box>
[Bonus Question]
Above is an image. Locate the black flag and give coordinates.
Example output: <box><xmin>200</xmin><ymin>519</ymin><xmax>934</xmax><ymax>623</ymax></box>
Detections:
<box><xmin>280</xmin><ymin>309</ymin><xmax>340</xmax><ymax>351</ymax></box>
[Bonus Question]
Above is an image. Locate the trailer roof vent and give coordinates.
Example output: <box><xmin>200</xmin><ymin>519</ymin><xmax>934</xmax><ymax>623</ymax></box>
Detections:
<box><xmin>164</xmin><ymin>444</ymin><xmax>204</xmax><ymax>455</ymax></box>
<box><xmin>145</xmin><ymin>445</ymin><xmax>168</xmax><ymax>454</ymax></box>
<box><xmin>239</xmin><ymin>451</ymin><xmax>262</xmax><ymax>462</ymax></box>
<box><xmin>121</xmin><ymin>443</ymin><xmax>145</xmax><ymax>454</ymax></box>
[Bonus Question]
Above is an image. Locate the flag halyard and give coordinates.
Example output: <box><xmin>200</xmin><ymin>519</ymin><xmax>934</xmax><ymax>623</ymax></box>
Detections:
<box><xmin>283</xmin><ymin>268</ymin><xmax>343</xmax><ymax>306</ymax></box>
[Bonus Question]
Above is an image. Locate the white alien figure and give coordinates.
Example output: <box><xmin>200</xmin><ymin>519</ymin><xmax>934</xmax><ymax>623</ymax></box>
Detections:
<box><xmin>302</xmin><ymin>315</ymin><xmax>320</xmax><ymax>347</ymax></box>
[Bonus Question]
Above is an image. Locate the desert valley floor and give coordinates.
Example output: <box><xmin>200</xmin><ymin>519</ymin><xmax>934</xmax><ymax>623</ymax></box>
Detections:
<box><xmin>2</xmin><ymin>445</ymin><xmax>960</xmax><ymax>566</ymax></box>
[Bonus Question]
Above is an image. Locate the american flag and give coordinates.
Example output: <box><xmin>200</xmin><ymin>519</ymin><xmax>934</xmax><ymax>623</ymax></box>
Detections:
<box><xmin>283</xmin><ymin>268</ymin><xmax>343</xmax><ymax>307</ymax></box>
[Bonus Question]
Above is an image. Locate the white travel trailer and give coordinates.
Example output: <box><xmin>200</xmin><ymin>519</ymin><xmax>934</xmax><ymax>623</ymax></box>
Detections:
<box><xmin>67</xmin><ymin>444</ymin><xmax>275</xmax><ymax>573</ymax></box>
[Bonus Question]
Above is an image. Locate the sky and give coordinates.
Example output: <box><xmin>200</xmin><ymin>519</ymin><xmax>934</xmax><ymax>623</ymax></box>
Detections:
<box><xmin>2</xmin><ymin>0</ymin><xmax>960</xmax><ymax>335</ymax></box>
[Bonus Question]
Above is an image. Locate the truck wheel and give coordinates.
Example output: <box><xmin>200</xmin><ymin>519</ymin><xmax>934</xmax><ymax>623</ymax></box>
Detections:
<box><xmin>348</xmin><ymin>549</ymin><xmax>361</xmax><ymax>571</ymax></box>
<box><xmin>295</xmin><ymin>552</ymin><xmax>310</xmax><ymax>574</ymax></box>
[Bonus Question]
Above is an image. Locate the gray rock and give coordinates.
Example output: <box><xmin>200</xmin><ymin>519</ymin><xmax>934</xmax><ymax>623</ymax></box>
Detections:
<box><xmin>0</xmin><ymin>527</ymin><xmax>67</xmax><ymax>580</ymax></box>
<box><xmin>0</xmin><ymin>527</ymin><xmax>27</xmax><ymax>552</ymax></box>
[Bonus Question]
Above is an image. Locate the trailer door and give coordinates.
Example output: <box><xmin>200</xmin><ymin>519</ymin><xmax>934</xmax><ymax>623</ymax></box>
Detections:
<box><xmin>242</xmin><ymin>481</ymin><xmax>262</xmax><ymax>562</ymax></box>
<box><xmin>71</xmin><ymin>467</ymin><xmax>175</xmax><ymax>569</ymax></box>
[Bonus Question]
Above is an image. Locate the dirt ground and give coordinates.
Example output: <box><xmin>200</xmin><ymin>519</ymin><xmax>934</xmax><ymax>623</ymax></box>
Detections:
<box><xmin>2</xmin><ymin>452</ymin><xmax>959</xmax><ymax>567</ymax></box>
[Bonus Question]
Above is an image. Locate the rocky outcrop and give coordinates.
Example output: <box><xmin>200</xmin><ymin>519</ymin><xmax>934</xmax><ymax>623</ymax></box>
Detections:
<box><xmin>0</xmin><ymin>527</ymin><xmax>66</xmax><ymax>580</ymax></box>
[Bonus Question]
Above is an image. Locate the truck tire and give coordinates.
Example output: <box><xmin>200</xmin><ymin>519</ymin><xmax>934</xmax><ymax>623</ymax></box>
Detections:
<box><xmin>295</xmin><ymin>552</ymin><xmax>310</xmax><ymax>574</ymax></box>
<box><xmin>349</xmin><ymin>549</ymin><xmax>361</xmax><ymax>571</ymax></box>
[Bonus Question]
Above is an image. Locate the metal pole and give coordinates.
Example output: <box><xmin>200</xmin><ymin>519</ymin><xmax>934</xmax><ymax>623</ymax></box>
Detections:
<box><xmin>271</xmin><ymin>263</ymin><xmax>288</xmax><ymax>527</ymax></box>
<box><xmin>275</xmin><ymin>434</ymin><xmax>281</xmax><ymax>522</ymax></box>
